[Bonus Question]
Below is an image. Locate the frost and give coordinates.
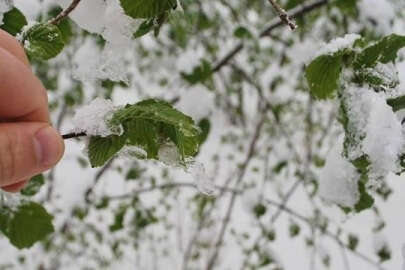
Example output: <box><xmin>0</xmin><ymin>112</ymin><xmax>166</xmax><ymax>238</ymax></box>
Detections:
<box><xmin>344</xmin><ymin>87</ymin><xmax>404</xmax><ymax>184</ymax></box>
<box><xmin>72</xmin><ymin>98</ymin><xmax>121</xmax><ymax>137</ymax></box>
<box><xmin>0</xmin><ymin>0</ymin><xmax>13</xmax><ymax>25</ymax></box>
<box><xmin>319</xmin><ymin>137</ymin><xmax>360</xmax><ymax>208</ymax></box>
<box><xmin>316</xmin><ymin>34</ymin><xmax>360</xmax><ymax>57</ymax></box>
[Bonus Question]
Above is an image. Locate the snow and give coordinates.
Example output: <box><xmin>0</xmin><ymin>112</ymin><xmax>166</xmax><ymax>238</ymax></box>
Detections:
<box><xmin>72</xmin><ymin>98</ymin><xmax>121</xmax><ymax>137</ymax></box>
<box><xmin>0</xmin><ymin>0</ymin><xmax>13</xmax><ymax>25</ymax></box>
<box><xmin>0</xmin><ymin>190</ymin><xmax>22</xmax><ymax>210</ymax></box>
<box><xmin>316</xmin><ymin>34</ymin><xmax>360</xmax><ymax>57</ymax></box>
<box><xmin>319</xmin><ymin>137</ymin><xmax>360</xmax><ymax>208</ymax></box>
<box><xmin>59</xmin><ymin>0</ymin><xmax>140</xmax><ymax>82</ymax></box>
<box><xmin>344</xmin><ymin>87</ymin><xmax>404</xmax><ymax>184</ymax></box>
<box><xmin>363</xmin><ymin>62</ymin><xmax>400</xmax><ymax>95</ymax></box>
<box><xmin>358</xmin><ymin>0</ymin><xmax>395</xmax><ymax>35</ymax></box>
<box><xmin>187</xmin><ymin>161</ymin><xmax>215</xmax><ymax>196</ymax></box>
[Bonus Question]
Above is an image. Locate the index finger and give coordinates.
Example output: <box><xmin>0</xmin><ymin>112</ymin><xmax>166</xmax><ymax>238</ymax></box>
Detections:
<box><xmin>0</xmin><ymin>47</ymin><xmax>49</xmax><ymax>122</ymax></box>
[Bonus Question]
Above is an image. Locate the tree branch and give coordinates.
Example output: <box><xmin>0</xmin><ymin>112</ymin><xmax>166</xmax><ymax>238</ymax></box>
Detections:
<box><xmin>49</xmin><ymin>0</ymin><xmax>81</xmax><ymax>25</ymax></box>
<box><xmin>212</xmin><ymin>0</ymin><xmax>328</xmax><ymax>72</ymax></box>
<box><xmin>267</xmin><ymin>0</ymin><xmax>297</xmax><ymax>30</ymax></box>
<box><xmin>62</xmin><ymin>132</ymin><xmax>87</xmax><ymax>140</ymax></box>
<box><xmin>205</xmin><ymin>116</ymin><xmax>265</xmax><ymax>270</ymax></box>
<box><xmin>103</xmin><ymin>182</ymin><xmax>240</xmax><ymax>201</ymax></box>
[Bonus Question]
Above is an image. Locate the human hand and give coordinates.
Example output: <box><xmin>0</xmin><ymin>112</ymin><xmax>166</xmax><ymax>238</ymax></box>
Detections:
<box><xmin>0</xmin><ymin>29</ymin><xmax>64</xmax><ymax>192</ymax></box>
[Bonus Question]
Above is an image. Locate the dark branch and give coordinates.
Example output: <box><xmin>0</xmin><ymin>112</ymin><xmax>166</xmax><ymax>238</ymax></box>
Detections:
<box><xmin>267</xmin><ymin>0</ymin><xmax>297</xmax><ymax>30</ymax></box>
<box><xmin>49</xmin><ymin>0</ymin><xmax>81</xmax><ymax>25</ymax></box>
<box><xmin>62</xmin><ymin>132</ymin><xmax>87</xmax><ymax>140</ymax></box>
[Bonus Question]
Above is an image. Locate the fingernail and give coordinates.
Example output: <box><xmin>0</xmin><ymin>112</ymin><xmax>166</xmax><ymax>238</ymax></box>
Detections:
<box><xmin>34</xmin><ymin>126</ymin><xmax>63</xmax><ymax>167</ymax></box>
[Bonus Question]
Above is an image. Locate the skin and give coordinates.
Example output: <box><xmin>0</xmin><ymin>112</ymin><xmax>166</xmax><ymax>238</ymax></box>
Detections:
<box><xmin>0</xmin><ymin>29</ymin><xmax>65</xmax><ymax>192</ymax></box>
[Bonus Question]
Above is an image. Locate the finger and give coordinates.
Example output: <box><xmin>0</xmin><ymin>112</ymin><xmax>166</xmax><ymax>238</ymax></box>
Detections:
<box><xmin>0</xmin><ymin>122</ymin><xmax>64</xmax><ymax>187</ymax></box>
<box><xmin>0</xmin><ymin>47</ymin><xmax>49</xmax><ymax>122</ymax></box>
<box><xmin>0</xmin><ymin>29</ymin><xmax>29</xmax><ymax>67</ymax></box>
<box><xmin>2</xmin><ymin>180</ymin><xmax>28</xmax><ymax>193</ymax></box>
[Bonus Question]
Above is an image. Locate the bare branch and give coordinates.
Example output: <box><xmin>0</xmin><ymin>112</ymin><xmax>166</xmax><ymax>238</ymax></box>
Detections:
<box><xmin>267</xmin><ymin>0</ymin><xmax>297</xmax><ymax>30</ymax></box>
<box><xmin>49</xmin><ymin>0</ymin><xmax>81</xmax><ymax>25</ymax></box>
<box><xmin>205</xmin><ymin>116</ymin><xmax>265</xmax><ymax>270</ymax></box>
<box><xmin>212</xmin><ymin>0</ymin><xmax>328</xmax><ymax>72</ymax></box>
<box><xmin>104</xmin><ymin>183</ymin><xmax>240</xmax><ymax>201</ymax></box>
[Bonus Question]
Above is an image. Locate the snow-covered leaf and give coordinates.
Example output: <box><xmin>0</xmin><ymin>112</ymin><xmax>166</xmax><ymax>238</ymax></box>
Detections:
<box><xmin>111</xmin><ymin>99</ymin><xmax>201</xmax><ymax>160</ymax></box>
<box><xmin>354</xmin><ymin>34</ymin><xmax>405</xmax><ymax>68</ymax></box>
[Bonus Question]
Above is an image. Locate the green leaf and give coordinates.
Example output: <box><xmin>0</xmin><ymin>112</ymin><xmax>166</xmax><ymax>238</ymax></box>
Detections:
<box><xmin>133</xmin><ymin>19</ymin><xmax>155</xmax><ymax>38</ymax></box>
<box><xmin>0</xmin><ymin>7</ymin><xmax>27</xmax><ymax>36</ymax></box>
<box><xmin>354</xmin><ymin>34</ymin><xmax>405</xmax><ymax>68</ymax></box>
<box><xmin>233</xmin><ymin>26</ymin><xmax>252</xmax><ymax>39</ymax></box>
<box><xmin>181</xmin><ymin>60</ymin><xmax>213</xmax><ymax>85</ymax></box>
<box><xmin>88</xmin><ymin>135</ymin><xmax>126</xmax><ymax>167</ymax></box>
<box><xmin>20</xmin><ymin>174</ymin><xmax>45</xmax><ymax>197</ymax></box>
<box><xmin>387</xmin><ymin>95</ymin><xmax>405</xmax><ymax>112</ymax></box>
<box><xmin>126</xmin><ymin>168</ymin><xmax>143</xmax><ymax>180</ymax></box>
<box><xmin>253</xmin><ymin>203</ymin><xmax>266</xmax><ymax>218</ymax></box>
<box><xmin>111</xmin><ymin>99</ymin><xmax>201</xmax><ymax>161</ymax></box>
<box><xmin>46</xmin><ymin>7</ymin><xmax>73</xmax><ymax>44</ymax></box>
<box><xmin>125</xmin><ymin>119</ymin><xmax>159</xmax><ymax>159</ymax></box>
<box><xmin>0</xmin><ymin>201</ymin><xmax>54</xmax><ymax>249</ymax></box>
<box><xmin>22</xmin><ymin>23</ymin><xmax>65</xmax><ymax>60</ymax></box>
<box><xmin>289</xmin><ymin>223</ymin><xmax>300</xmax><ymax>238</ymax></box>
<box><xmin>272</xmin><ymin>160</ymin><xmax>288</xmax><ymax>174</ymax></box>
<box><xmin>120</xmin><ymin>0</ymin><xmax>176</xmax><ymax>19</ymax></box>
<box><xmin>354</xmin><ymin>179</ymin><xmax>374</xmax><ymax>212</ymax></box>
<box><xmin>376</xmin><ymin>245</ymin><xmax>391</xmax><ymax>262</ymax></box>
<box><xmin>348</xmin><ymin>234</ymin><xmax>359</xmax><ymax>250</ymax></box>
<box><xmin>197</xmin><ymin>118</ymin><xmax>211</xmax><ymax>145</ymax></box>
<box><xmin>305</xmin><ymin>54</ymin><xmax>342</xmax><ymax>99</ymax></box>
<box><xmin>109</xmin><ymin>206</ymin><xmax>127</xmax><ymax>232</ymax></box>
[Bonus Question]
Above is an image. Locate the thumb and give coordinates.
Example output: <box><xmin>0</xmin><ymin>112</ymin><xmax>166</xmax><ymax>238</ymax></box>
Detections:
<box><xmin>0</xmin><ymin>122</ymin><xmax>64</xmax><ymax>187</ymax></box>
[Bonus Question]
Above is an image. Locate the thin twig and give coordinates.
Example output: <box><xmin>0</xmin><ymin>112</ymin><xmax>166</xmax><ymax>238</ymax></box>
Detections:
<box><xmin>103</xmin><ymin>183</ymin><xmax>240</xmax><ymax>201</ymax></box>
<box><xmin>267</xmin><ymin>0</ymin><xmax>297</xmax><ymax>30</ymax></box>
<box><xmin>62</xmin><ymin>132</ymin><xmax>86</xmax><ymax>140</ymax></box>
<box><xmin>49</xmin><ymin>0</ymin><xmax>81</xmax><ymax>25</ymax></box>
<box><xmin>205</xmin><ymin>116</ymin><xmax>265</xmax><ymax>270</ymax></box>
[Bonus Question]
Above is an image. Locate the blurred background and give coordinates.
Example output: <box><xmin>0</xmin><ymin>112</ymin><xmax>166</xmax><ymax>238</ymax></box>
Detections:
<box><xmin>1</xmin><ymin>0</ymin><xmax>405</xmax><ymax>269</ymax></box>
